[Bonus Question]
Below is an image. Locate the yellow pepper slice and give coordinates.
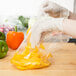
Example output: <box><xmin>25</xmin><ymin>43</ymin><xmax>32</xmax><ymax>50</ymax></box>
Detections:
<box><xmin>11</xmin><ymin>28</ymin><xmax>52</xmax><ymax>70</ymax></box>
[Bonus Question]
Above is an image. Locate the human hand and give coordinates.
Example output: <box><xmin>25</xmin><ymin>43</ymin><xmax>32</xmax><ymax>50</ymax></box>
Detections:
<box><xmin>29</xmin><ymin>16</ymin><xmax>64</xmax><ymax>48</ymax></box>
<box><xmin>39</xmin><ymin>0</ymin><xmax>69</xmax><ymax>18</ymax></box>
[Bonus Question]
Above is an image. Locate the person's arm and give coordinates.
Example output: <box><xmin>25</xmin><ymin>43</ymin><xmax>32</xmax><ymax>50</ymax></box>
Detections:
<box><xmin>63</xmin><ymin>19</ymin><xmax>76</xmax><ymax>38</ymax></box>
<box><xmin>68</xmin><ymin>12</ymin><xmax>76</xmax><ymax>20</ymax></box>
<box><xmin>29</xmin><ymin>16</ymin><xmax>76</xmax><ymax>47</ymax></box>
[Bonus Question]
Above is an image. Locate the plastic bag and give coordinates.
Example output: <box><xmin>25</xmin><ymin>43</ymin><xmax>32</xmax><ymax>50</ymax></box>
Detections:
<box><xmin>11</xmin><ymin>28</ymin><xmax>54</xmax><ymax>70</ymax></box>
<box><xmin>11</xmin><ymin>26</ymin><xmax>70</xmax><ymax>70</ymax></box>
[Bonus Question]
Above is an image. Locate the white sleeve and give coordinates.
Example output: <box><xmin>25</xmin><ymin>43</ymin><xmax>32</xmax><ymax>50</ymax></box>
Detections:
<box><xmin>49</xmin><ymin>0</ymin><xmax>74</xmax><ymax>12</ymax></box>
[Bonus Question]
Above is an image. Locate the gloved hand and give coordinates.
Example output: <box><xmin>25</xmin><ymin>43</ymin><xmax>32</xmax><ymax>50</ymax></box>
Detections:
<box><xmin>30</xmin><ymin>16</ymin><xmax>64</xmax><ymax>48</ymax></box>
<box><xmin>39</xmin><ymin>0</ymin><xmax>69</xmax><ymax>18</ymax></box>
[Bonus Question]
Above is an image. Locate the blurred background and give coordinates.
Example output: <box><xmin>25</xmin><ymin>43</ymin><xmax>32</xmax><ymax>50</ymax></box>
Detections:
<box><xmin>0</xmin><ymin>0</ymin><xmax>74</xmax><ymax>16</ymax></box>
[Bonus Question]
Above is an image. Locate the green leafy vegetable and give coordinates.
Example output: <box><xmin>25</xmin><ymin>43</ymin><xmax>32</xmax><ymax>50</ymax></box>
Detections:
<box><xmin>18</xmin><ymin>16</ymin><xmax>29</xmax><ymax>28</ymax></box>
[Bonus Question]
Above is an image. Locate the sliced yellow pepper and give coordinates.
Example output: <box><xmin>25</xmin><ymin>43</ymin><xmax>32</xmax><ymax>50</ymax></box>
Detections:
<box><xmin>11</xmin><ymin>28</ymin><xmax>52</xmax><ymax>70</ymax></box>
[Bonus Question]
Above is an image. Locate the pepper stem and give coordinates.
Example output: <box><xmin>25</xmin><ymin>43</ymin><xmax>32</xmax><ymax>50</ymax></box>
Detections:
<box><xmin>15</xmin><ymin>26</ymin><xmax>17</xmax><ymax>32</ymax></box>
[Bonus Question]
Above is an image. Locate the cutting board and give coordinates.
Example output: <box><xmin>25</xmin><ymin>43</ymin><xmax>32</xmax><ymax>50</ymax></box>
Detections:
<box><xmin>0</xmin><ymin>43</ymin><xmax>76</xmax><ymax>76</ymax></box>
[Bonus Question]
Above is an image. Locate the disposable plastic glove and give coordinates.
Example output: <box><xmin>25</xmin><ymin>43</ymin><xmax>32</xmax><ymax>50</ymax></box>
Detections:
<box><xmin>39</xmin><ymin>0</ymin><xmax>69</xmax><ymax>18</ymax></box>
<box><xmin>30</xmin><ymin>16</ymin><xmax>64</xmax><ymax>48</ymax></box>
